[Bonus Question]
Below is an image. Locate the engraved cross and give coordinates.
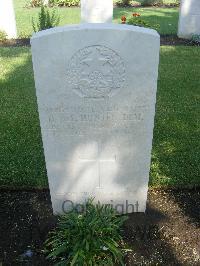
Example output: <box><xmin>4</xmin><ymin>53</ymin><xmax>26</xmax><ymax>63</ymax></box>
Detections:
<box><xmin>79</xmin><ymin>142</ymin><xmax>116</xmax><ymax>189</ymax></box>
<box><xmin>81</xmin><ymin>52</ymin><xmax>107</xmax><ymax>70</ymax></box>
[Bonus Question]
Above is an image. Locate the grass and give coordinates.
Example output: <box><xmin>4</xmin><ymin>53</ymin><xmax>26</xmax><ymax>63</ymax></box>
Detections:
<box><xmin>13</xmin><ymin>0</ymin><xmax>179</xmax><ymax>37</ymax></box>
<box><xmin>151</xmin><ymin>46</ymin><xmax>200</xmax><ymax>187</ymax></box>
<box><xmin>0</xmin><ymin>48</ymin><xmax>47</xmax><ymax>187</ymax></box>
<box><xmin>0</xmin><ymin>46</ymin><xmax>199</xmax><ymax>188</ymax></box>
<box><xmin>114</xmin><ymin>7</ymin><xmax>178</xmax><ymax>35</ymax></box>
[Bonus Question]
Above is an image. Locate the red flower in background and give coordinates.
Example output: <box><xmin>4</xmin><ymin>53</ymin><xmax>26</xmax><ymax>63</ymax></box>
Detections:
<box><xmin>121</xmin><ymin>16</ymin><xmax>127</xmax><ymax>24</ymax></box>
<box><xmin>132</xmin><ymin>13</ymin><xmax>140</xmax><ymax>17</ymax></box>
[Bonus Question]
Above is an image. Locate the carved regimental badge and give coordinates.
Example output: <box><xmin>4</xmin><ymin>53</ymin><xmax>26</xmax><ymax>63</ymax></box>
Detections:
<box><xmin>67</xmin><ymin>45</ymin><xmax>125</xmax><ymax>98</ymax></box>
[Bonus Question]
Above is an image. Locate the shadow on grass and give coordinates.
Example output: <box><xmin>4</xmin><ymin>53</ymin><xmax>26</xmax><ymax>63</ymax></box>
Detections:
<box><xmin>0</xmin><ymin>47</ymin><xmax>48</xmax><ymax>188</ymax></box>
<box><xmin>150</xmin><ymin>46</ymin><xmax>200</xmax><ymax>226</ymax></box>
<box><xmin>150</xmin><ymin>46</ymin><xmax>200</xmax><ymax>188</ymax></box>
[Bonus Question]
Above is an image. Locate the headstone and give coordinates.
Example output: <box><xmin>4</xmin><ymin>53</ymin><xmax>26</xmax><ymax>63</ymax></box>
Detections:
<box><xmin>0</xmin><ymin>0</ymin><xmax>17</xmax><ymax>39</ymax></box>
<box><xmin>31</xmin><ymin>24</ymin><xmax>160</xmax><ymax>214</ymax></box>
<box><xmin>81</xmin><ymin>0</ymin><xmax>113</xmax><ymax>23</ymax></box>
<box><xmin>178</xmin><ymin>0</ymin><xmax>200</xmax><ymax>39</ymax></box>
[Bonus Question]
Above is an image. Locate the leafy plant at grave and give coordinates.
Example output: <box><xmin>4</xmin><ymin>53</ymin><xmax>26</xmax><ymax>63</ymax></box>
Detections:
<box><xmin>32</xmin><ymin>5</ymin><xmax>60</xmax><ymax>32</ymax></box>
<box><xmin>121</xmin><ymin>12</ymin><xmax>160</xmax><ymax>31</ymax></box>
<box><xmin>49</xmin><ymin>0</ymin><xmax>80</xmax><ymax>7</ymax></box>
<box><xmin>45</xmin><ymin>199</ymin><xmax>128</xmax><ymax>265</ymax></box>
<box><xmin>0</xmin><ymin>31</ymin><xmax>7</xmax><ymax>42</ymax></box>
<box><xmin>191</xmin><ymin>34</ymin><xmax>200</xmax><ymax>45</ymax></box>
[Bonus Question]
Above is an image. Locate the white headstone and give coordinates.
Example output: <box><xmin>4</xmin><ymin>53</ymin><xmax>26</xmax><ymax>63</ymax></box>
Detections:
<box><xmin>178</xmin><ymin>0</ymin><xmax>200</xmax><ymax>39</ymax></box>
<box><xmin>81</xmin><ymin>0</ymin><xmax>113</xmax><ymax>23</ymax></box>
<box><xmin>31</xmin><ymin>24</ymin><xmax>160</xmax><ymax>214</ymax></box>
<box><xmin>0</xmin><ymin>0</ymin><xmax>17</xmax><ymax>39</ymax></box>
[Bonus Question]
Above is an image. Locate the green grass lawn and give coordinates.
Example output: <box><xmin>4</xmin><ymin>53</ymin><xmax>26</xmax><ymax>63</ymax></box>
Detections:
<box><xmin>0</xmin><ymin>46</ymin><xmax>199</xmax><ymax>189</ymax></box>
<box><xmin>14</xmin><ymin>0</ymin><xmax>179</xmax><ymax>37</ymax></box>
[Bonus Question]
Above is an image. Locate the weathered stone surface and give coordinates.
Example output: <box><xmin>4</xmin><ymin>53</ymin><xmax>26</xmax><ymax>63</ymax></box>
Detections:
<box><xmin>31</xmin><ymin>24</ymin><xmax>160</xmax><ymax>214</ymax></box>
<box><xmin>81</xmin><ymin>0</ymin><xmax>113</xmax><ymax>23</ymax></box>
<box><xmin>178</xmin><ymin>0</ymin><xmax>200</xmax><ymax>39</ymax></box>
<box><xmin>0</xmin><ymin>0</ymin><xmax>17</xmax><ymax>39</ymax></box>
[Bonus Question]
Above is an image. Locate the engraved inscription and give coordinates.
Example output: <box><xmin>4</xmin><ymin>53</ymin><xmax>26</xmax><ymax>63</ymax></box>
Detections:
<box><xmin>42</xmin><ymin>103</ymin><xmax>145</xmax><ymax>135</ymax></box>
<box><xmin>66</xmin><ymin>45</ymin><xmax>125</xmax><ymax>98</ymax></box>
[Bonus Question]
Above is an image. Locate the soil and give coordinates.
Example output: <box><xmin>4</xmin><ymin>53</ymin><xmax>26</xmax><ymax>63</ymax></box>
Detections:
<box><xmin>0</xmin><ymin>38</ymin><xmax>30</xmax><ymax>48</ymax></box>
<box><xmin>0</xmin><ymin>35</ymin><xmax>199</xmax><ymax>48</ymax></box>
<box><xmin>0</xmin><ymin>188</ymin><xmax>199</xmax><ymax>265</ymax></box>
<box><xmin>160</xmin><ymin>35</ymin><xmax>200</xmax><ymax>46</ymax></box>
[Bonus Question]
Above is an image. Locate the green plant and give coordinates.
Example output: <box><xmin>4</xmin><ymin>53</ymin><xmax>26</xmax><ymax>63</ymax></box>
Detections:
<box><xmin>32</xmin><ymin>5</ymin><xmax>60</xmax><ymax>32</ymax></box>
<box><xmin>45</xmin><ymin>199</ymin><xmax>128</xmax><ymax>265</ymax></box>
<box><xmin>122</xmin><ymin>13</ymin><xmax>160</xmax><ymax>30</ymax></box>
<box><xmin>0</xmin><ymin>30</ymin><xmax>7</xmax><ymax>42</ymax></box>
<box><xmin>116</xmin><ymin>0</ymin><xmax>132</xmax><ymax>7</ymax></box>
<box><xmin>192</xmin><ymin>34</ymin><xmax>200</xmax><ymax>44</ymax></box>
<box><xmin>142</xmin><ymin>0</ymin><xmax>164</xmax><ymax>6</ymax></box>
<box><xmin>49</xmin><ymin>0</ymin><xmax>80</xmax><ymax>7</ymax></box>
